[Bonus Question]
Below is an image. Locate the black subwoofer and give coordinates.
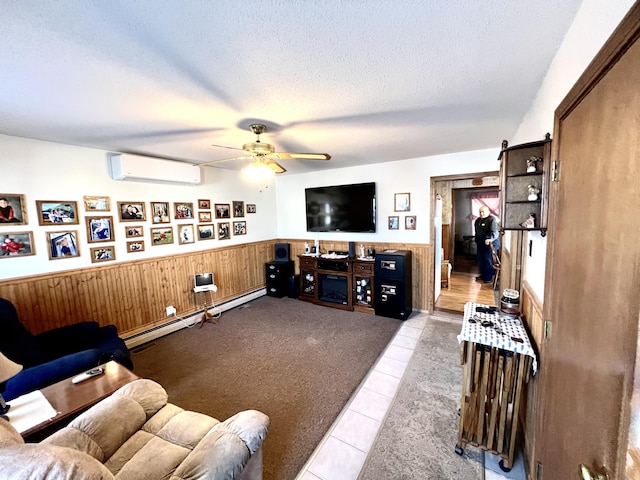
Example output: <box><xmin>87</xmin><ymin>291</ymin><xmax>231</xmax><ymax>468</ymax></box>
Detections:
<box><xmin>274</xmin><ymin>243</ymin><xmax>290</xmax><ymax>263</ymax></box>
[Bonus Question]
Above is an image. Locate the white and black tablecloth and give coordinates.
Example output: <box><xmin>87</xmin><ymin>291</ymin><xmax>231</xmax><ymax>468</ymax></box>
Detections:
<box><xmin>458</xmin><ymin>302</ymin><xmax>538</xmax><ymax>374</ymax></box>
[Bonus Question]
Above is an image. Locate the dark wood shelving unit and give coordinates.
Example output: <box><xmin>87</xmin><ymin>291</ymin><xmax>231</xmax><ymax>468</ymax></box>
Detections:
<box><xmin>499</xmin><ymin>133</ymin><xmax>552</xmax><ymax>236</ymax></box>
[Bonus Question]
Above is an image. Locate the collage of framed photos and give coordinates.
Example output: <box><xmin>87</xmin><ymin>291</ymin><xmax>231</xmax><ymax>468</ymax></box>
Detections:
<box><xmin>0</xmin><ymin>193</ymin><xmax>257</xmax><ymax>262</ymax></box>
<box><xmin>389</xmin><ymin>192</ymin><xmax>416</xmax><ymax>230</ymax></box>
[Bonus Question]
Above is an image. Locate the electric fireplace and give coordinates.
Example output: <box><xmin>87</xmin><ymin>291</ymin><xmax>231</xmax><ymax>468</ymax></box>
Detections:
<box><xmin>318</xmin><ymin>273</ymin><xmax>349</xmax><ymax>305</ymax></box>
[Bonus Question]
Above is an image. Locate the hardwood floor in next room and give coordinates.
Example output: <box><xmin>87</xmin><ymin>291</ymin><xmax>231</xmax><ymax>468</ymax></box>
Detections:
<box><xmin>436</xmin><ymin>270</ymin><xmax>496</xmax><ymax>313</ymax></box>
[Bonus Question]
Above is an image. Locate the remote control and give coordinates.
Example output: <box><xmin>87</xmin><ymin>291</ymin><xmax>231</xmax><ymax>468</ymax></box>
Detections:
<box><xmin>71</xmin><ymin>367</ymin><xmax>104</xmax><ymax>384</ymax></box>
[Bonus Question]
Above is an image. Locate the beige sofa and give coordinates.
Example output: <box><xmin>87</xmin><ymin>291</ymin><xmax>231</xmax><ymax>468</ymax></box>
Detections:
<box><xmin>0</xmin><ymin>379</ymin><xmax>269</xmax><ymax>480</ymax></box>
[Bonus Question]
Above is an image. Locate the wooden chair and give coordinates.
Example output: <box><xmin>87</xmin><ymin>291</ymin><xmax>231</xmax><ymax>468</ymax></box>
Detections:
<box><xmin>490</xmin><ymin>244</ymin><xmax>501</xmax><ymax>291</ymax></box>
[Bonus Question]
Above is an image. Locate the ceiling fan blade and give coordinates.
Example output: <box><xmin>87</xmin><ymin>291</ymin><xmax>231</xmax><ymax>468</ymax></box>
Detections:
<box><xmin>274</xmin><ymin>152</ymin><xmax>331</xmax><ymax>160</ymax></box>
<box><xmin>196</xmin><ymin>155</ymin><xmax>252</xmax><ymax>167</ymax></box>
<box><xmin>264</xmin><ymin>159</ymin><xmax>287</xmax><ymax>174</ymax></box>
<box><xmin>211</xmin><ymin>143</ymin><xmax>245</xmax><ymax>151</ymax></box>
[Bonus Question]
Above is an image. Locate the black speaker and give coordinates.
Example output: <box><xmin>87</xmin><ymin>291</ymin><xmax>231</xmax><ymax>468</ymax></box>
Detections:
<box><xmin>287</xmin><ymin>274</ymin><xmax>300</xmax><ymax>298</ymax></box>
<box><xmin>348</xmin><ymin>241</ymin><xmax>356</xmax><ymax>258</ymax></box>
<box><xmin>274</xmin><ymin>243</ymin><xmax>290</xmax><ymax>263</ymax></box>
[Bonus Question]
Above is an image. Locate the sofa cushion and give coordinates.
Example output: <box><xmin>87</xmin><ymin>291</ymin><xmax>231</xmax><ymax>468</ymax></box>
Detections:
<box><xmin>113</xmin><ymin>434</ymin><xmax>193</xmax><ymax>480</ymax></box>
<box><xmin>106</xmin><ymin>409</ymin><xmax>220</xmax><ymax>478</ymax></box>
<box><xmin>0</xmin><ymin>444</ymin><xmax>115</xmax><ymax>480</ymax></box>
<box><xmin>36</xmin><ymin>322</ymin><xmax>102</xmax><ymax>360</ymax></box>
<box><xmin>0</xmin><ymin>298</ymin><xmax>44</xmax><ymax>367</ymax></box>
<box><xmin>112</xmin><ymin>379</ymin><xmax>168</xmax><ymax>419</ymax></box>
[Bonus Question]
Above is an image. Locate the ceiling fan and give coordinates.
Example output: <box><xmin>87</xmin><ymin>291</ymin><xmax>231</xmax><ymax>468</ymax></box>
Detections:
<box><xmin>199</xmin><ymin>123</ymin><xmax>331</xmax><ymax>174</ymax></box>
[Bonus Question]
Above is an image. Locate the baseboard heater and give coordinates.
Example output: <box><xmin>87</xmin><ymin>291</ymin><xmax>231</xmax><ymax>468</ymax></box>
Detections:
<box><xmin>124</xmin><ymin>289</ymin><xmax>266</xmax><ymax>349</ymax></box>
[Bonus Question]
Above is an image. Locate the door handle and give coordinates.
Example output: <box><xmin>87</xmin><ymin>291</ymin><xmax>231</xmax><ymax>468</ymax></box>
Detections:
<box><xmin>579</xmin><ymin>464</ymin><xmax>609</xmax><ymax>480</ymax></box>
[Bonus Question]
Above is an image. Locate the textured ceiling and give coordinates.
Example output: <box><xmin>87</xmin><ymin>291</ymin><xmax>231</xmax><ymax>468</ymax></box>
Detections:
<box><xmin>0</xmin><ymin>0</ymin><xmax>583</xmax><ymax>174</ymax></box>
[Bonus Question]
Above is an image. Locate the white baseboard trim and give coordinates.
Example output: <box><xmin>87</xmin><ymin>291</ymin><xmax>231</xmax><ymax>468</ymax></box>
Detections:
<box><xmin>124</xmin><ymin>288</ymin><xmax>266</xmax><ymax>349</ymax></box>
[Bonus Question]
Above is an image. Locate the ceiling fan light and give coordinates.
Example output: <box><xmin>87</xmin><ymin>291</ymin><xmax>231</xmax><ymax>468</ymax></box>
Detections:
<box><xmin>242</xmin><ymin>162</ymin><xmax>275</xmax><ymax>181</ymax></box>
<box><xmin>243</xmin><ymin>142</ymin><xmax>275</xmax><ymax>155</ymax></box>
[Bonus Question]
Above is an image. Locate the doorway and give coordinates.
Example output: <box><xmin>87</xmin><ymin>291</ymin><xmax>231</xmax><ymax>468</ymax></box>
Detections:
<box><xmin>431</xmin><ymin>172</ymin><xmax>499</xmax><ymax>313</ymax></box>
<box><xmin>451</xmin><ymin>187</ymin><xmax>499</xmax><ymax>276</ymax></box>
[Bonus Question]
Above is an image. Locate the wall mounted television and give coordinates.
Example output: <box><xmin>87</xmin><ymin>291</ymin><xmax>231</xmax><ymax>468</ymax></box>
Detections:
<box><xmin>305</xmin><ymin>182</ymin><xmax>376</xmax><ymax>233</ymax></box>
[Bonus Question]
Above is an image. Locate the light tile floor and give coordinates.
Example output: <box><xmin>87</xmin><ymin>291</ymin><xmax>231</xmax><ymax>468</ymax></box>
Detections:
<box><xmin>294</xmin><ymin>311</ymin><xmax>526</xmax><ymax>480</ymax></box>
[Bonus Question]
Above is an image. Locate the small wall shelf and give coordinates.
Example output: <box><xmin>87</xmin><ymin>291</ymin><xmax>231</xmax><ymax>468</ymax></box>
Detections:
<box><xmin>499</xmin><ymin>133</ymin><xmax>552</xmax><ymax>236</ymax></box>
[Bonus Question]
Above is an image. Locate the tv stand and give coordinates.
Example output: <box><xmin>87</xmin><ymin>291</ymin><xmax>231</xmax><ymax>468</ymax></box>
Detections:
<box><xmin>298</xmin><ymin>255</ymin><xmax>375</xmax><ymax>314</ymax></box>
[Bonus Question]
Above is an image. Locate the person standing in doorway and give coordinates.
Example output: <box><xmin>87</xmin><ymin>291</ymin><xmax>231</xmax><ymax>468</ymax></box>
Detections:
<box><xmin>474</xmin><ymin>206</ymin><xmax>500</xmax><ymax>283</ymax></box>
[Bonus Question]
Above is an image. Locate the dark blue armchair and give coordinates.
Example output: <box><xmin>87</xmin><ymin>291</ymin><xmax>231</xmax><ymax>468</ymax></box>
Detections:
<box><xmin>0</xmin><ymin>298</ymin><xmax>133</xmax><ymax>401</ymax></box>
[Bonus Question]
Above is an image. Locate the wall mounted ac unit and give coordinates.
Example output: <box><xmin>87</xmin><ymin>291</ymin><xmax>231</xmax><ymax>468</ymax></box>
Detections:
<box><xmin>107</xmin><ymin>153</ymin><xmax>201</xmax><ymax>185</ymax></box>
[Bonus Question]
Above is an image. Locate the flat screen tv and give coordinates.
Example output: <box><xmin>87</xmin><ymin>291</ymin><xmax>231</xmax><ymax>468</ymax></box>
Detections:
<box><xmin>305</xmin><ymin>182</ymin><xmax>376</xmax><ymax>233</ymax></box>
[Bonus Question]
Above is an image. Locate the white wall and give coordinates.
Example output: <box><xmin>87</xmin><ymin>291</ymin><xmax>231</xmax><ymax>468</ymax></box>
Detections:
<box><xmin>510</xmin><ymin>0</ymin><xmax>635</xmax><ymax>298</ymax></box>
<box><xmin>0</xmin><ymin>134</ymin><xmax>278</xmax><ymax>280</ymax></box>
<box><xmin>275</xmin><ymin>148</ymin><xmax>498</xmax><ymax>249</ymax></box>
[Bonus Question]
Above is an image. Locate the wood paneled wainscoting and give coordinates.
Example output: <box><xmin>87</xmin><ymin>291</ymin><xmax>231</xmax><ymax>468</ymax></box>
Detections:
<box><xmin>518</xmin><ymin>280</ymin><xmax>544</xmax><ymax>480</ymax></box>
<box><xmin>0</xmin><ymin>240</ymin><xmax>275</xmax><ymax>339</ymax></box>
<box><xmin>0</xmin><ymin>240</ymin><xmax>432</xmax><ymax>342</ymax></box>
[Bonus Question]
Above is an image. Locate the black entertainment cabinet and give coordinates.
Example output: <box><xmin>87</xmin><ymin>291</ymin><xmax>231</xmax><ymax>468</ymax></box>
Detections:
<box><xmin>298</xmin><ymin>252</ymin><xmax>411</xmax><ymax>318</ymax></box>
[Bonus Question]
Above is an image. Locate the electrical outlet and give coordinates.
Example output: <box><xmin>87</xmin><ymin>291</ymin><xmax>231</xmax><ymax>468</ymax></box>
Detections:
<box><xmin>166</xmin><ymin>306</ymin><xmax>176</xmax><ymax>316</ymax></box>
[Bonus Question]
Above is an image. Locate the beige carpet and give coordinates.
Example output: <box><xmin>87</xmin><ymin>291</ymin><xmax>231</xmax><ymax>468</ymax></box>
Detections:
<box><xmin>130</xmin><ymin>295</ymin><xmax>400</xmax><ymax>480</ymax></box>
<box><xmin>360</xmin><ymin>311</ymin><xmax>484</xmax><ymax>479</ymax></box>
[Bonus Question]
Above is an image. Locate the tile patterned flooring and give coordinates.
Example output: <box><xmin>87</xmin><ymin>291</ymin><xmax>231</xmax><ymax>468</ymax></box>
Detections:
<box><xmin>294</xmin><ymin>311</ymin><xmax>525</xmax><ymax>480</ymax></box>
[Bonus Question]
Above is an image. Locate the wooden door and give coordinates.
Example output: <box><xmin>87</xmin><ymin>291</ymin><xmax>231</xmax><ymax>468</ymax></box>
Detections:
<box><xmin>537</xmin><ymin>6</ymin><xmax>640</xmax><ymax>479</ymax></box>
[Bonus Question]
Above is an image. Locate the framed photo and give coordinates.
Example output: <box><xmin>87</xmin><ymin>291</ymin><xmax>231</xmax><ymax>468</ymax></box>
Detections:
<box><xmin>198</xmin><ymin>211</ymin><xmax>212</xmax><ymax>222</ymax></box>
<box><xmin>388</xmin><ymin>216</ymin><xmax>399</xmax><ymax>230</ymax></box>
<box><xmin>0</xmin><ymin>231</ymin><xmax>35</xmax><ymax>258</ymax></box>
<box><xmin>151</xmin><ymin>202</ymin><xmax>170</xmax><ymax>224</ymax></box>
<box><xmin>0</xmin><ymin>194</ymin><xmax>27</xmax><ymax>225</ymax></box>
<box><xmin>117</xmin><ymin>202</ymin><xmax>146</xmax><ymax>221</ymax></box>
<box><xmin>218</xmin><ymin>222</ymin><xmax>231</xmax><ymax>240</ymax></box>
<box><xmin>90</xmin><ymin>246</ymin><xmax>115</xmax><ymax>263</ymax></box>
<box><xmin>394</xmin><ymin>193</ymin><xmax>410</xmax><ymax>212</ymax></box>
<box><xmin>246</xmin><ymin>204</ymin><xmax>256</xmax><ymax>214</ymax></box>
<box><xmin>83</xmin><ymin>196</ymin><xmax>110</xmax><ymax>212</ymax></box>
<box><xmin>127</xmin><ymin>240</ymin><xmax>145</xmax><ymax>253</ymax></box>
<box><xmin>174</xmin><ymin>202</ymin><xmax>194</xmax><ymax>220</ymax></box>
<box><xmin>232</xmin><ymin>201</ymin><xmax>245</xmax><ymax>217</ymax></box>
<box><xmin>405</xmin><ymin>215</ymin><xmax>417</xmax><ymax>230</ymax></box>
<box><xmin>214</xmin><ymin>203</ymin><xmax>230</xmax><ymax>219</ymax></box>
<box><xmin>151</xmin><ymin>226</ymin><xmax>174</xmax><ymax>245</ymax></box>
<box><xmin>197</xmin><ymin>224</ymin><xmax>214</xmax><ymax>241</ymax></box>
<box><xmin>47</xmin><ymin>231</ymin><xmax>80</xmax><ymax>260</ymax></box>
<box><xmin>178</xmin><ymin>224</ymin><xmax>195</xmax><ymax>244</ymax></box>
<box><xmin>233</xmin><ymin>221</ymin><xmax>247</xmax><ymax>236</ymax></box>
<box><xmin>198</xmin><ymin>199</ymin><xmax>211</xmax><ymax>209</ymax></box>
<box><xmin>125</xmin><ymin>225</ymin><xmax>144</xmax><ymax>238</ymax></box>
<box><xmin>36</xmin><ymin>200</ymin><xmax>79</xmax><ymax>225</ymax></box>
<box><xmin>86</xmin><ymin>216</ymin><xmax>114</xmax><ymax>243</ymax></box>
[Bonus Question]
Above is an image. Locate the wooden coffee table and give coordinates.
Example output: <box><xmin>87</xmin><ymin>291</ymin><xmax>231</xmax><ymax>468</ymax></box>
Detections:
<box><xmin>20</xmin><ymin>361</ymin><xmax>139</xmax><ymax>440</ymax></box>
